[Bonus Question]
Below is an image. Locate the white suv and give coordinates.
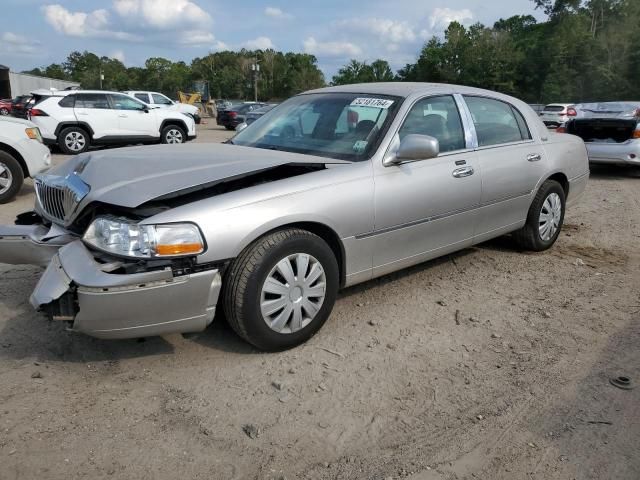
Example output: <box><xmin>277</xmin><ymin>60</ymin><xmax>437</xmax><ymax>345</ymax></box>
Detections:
<box><xmin>124</xmin><ymin>91</ymin><xmax>201</xmax><ymax>124</ymax></box>
<box><xmin>0</xmin><ymin>116</ymin><xmax>51</xmax><ymax>203</ymax></box>
<box><xmin>28</xmin><ymin>90</ymin><xmax>197</xmax><ymax>155</ymax></box>
<box><xmin>539</xmin><ymin>103</ymin><xmax>578</xmax><ymax>128</ymax></box>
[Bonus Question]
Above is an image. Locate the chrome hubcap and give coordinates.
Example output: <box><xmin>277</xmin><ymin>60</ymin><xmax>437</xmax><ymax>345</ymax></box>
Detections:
<box><xmin>260</xmin><ymin>253</ymin><xmax>326</xmax><ymax>334</ymax></box>
<box><xmin>0</xmin><ymin>162</ymin><xmax>13</xmax><ymax>194</ymax></box>
<box><xmin>0</xmin><ymin>108</ymin><xmax>8</xmax><ymax>115</ymax></box>
<box><xmin>166</xmin><ymin>129</ymin><xmax>183</xmax><ymax>144</ymax></box>
<box><xmin>65</xmin><ymin>131</ymin><xmax>86</xmax><ymax>151</ymax></box>
<box><xmin>539</xmin><ymin>192</ymin><xmax>562</xmax><ymax>241</ymax></box>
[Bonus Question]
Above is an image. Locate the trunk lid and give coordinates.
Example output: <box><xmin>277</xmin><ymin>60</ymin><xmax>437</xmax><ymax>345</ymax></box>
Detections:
<box><xmin>567</xmin><ymin>118</ymin><xmax>638</xmax><ymax>144</ymax></box>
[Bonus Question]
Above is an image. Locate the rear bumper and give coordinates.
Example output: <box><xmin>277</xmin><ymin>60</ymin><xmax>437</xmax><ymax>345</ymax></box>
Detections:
<box><xmin>585</xmin><ymin>140</ymin><xmax>640</xmax><ymax>165</ymax></box>
<box><xmin>31</xmin><ymin>241</ymin><xmax>221</xmax><ymax>339</ymax></box>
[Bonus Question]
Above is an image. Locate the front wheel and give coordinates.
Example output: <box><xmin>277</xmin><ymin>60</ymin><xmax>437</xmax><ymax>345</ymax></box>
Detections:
<box><xmin>223</xmin><ymin>229</ymin><xmax>339</xmax><ymax>351</ymax></box>
<box><xmin>0</xmin><ymin>151</ymin><xmax>24</xmax><ymax>203</ymax></box>
<box><xmin>0</xmin><ymin>108</ymin><xmax>9</xmax><ymax>115</ymax></box>
<box><xmin>161</xmin><ymin>125</ymin><xmax>186</xmax><ymax>144</ymax></box>
<box><xmin>514</xmin><ymin>180</ymin><xmax>565</xmax><ymax>251</ymax></box>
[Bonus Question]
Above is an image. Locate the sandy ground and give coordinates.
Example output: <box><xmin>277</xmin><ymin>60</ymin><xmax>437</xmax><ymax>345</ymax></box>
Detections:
<box><xmin>0</xmin><ymin>125</ymin><xmax>638</xmax><ymax>480</ymax></box>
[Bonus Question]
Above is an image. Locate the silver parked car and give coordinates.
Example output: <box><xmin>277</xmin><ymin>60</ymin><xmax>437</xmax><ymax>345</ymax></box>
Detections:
<box><xmin>562</xmin><ymin>101</ymin><xmax>640</xmax><ymax>166</ymax></box>
<box><xmin>0</xmin><ymin>83</ymin><xmax>589</xmax><ymax>351</ymax></box>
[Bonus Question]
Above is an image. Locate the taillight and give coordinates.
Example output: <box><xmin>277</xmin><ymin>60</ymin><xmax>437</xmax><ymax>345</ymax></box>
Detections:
<box><xmin>556</xmin><ymin>125</ymin><xmax>567</xmax><ymax>133</ymax></box>
<box><xmin>633</xmin><ymin>128</ymin><xmax>640</xmax><ymax>139</ymax></box>
<box><xmin>566</xmin><ymin>107</ymin><xmax>577</xmax><ymax>116</ymax></box>
<box><xmin>29</xmin><ymin>108</ymin><xmax>48</xmax><ymax>117</ymax></box>
<box><xmin>229</xmin><ymin>111</ymin><xmax>237</xmax><ymax>118</ymax></box>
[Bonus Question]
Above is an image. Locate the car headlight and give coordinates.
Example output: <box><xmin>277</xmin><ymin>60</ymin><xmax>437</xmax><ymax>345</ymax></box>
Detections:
<box><xmin>83</xmin><ymin>216</ymin><xmax>205</xmax><ymax>258</ymax></box>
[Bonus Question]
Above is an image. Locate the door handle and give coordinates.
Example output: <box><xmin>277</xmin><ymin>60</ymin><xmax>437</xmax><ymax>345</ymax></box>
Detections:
<box><xmin>452</xmin><ymin>166</ymin><xmax>475</xmax><ymax>178</ymax></box>
<box><xmin>527</xmin><ymin>153</ymin><xmax>542</xmax><ymax>162</ymax></box>
<box><xmin>118</xmin><ymin>114</ymin><xmax>128</xmax><ymax>118</ymax></box>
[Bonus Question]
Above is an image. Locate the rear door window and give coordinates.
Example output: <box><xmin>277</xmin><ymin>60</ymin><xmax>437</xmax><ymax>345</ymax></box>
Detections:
<box><xmin>134</xmin><ymin>93</ymin><xmax>150</xmax><ymax>103</ymax></box>
<box><xmin>75</xmin><ymin>93</ymin><xmax>110</xmax><ymax>109</ymax></box>
<box><xmin>464</xmin><ymin>96</ymin><xmax>531</xmax><ymax>147</ymax></box>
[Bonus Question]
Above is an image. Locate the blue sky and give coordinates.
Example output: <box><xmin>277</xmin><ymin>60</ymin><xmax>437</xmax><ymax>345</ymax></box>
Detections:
<box><xmin>1</xmin><ymin>0</ymin><xmax>545</xmax><ymax>78</ymax></box>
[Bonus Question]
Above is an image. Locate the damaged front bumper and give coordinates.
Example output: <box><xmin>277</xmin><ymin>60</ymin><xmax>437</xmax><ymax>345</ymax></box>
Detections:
<box><xmin>1</xmin><ymin>220</ymin><xmax>222</xmax><ymax>339</ymax></box>
<box><xmin>31</xmin><ymin>241</ymin><xmax>222</xmax><ymax>339</ymax></box>
<box><xmin>0</xmin><ymin>223</ymin><xmax>76</xmax><ymax>267</ymax></box>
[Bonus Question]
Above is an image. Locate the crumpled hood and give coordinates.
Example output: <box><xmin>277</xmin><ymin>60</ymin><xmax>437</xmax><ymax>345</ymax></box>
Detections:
<box><xmin>44</xmin><ymin>143</ymin><xmax>345</xmax><ymax>210</ymax></box>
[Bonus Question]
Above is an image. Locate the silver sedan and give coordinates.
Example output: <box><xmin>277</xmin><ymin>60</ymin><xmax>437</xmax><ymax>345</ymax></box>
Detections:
<box><xmin>0</xmin><ymin>83</ymin><xmax>589</xmax><ymax>351</ymax></box>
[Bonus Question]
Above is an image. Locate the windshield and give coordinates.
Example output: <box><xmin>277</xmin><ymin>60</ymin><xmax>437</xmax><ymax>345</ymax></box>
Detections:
<box><xmin>232</xmin><ymin>92</ymin><xmax>401</xmax><ymax>161</ymax></box>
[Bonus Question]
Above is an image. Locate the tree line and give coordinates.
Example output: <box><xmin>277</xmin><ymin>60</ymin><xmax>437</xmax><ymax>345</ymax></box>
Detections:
<box><xmin>24</xmin><ymin>0</ymin><xmax>638</xmax><ymax>103</ymax></box>
<box><xmin>25</xmin><ymin>50</ymin><xmax>325</xmax><ymax>101</ymax></box>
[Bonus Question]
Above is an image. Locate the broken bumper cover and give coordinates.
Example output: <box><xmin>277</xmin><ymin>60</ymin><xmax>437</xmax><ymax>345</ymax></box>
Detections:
<box><xmin>0</xmin><ymin>223</ymin><xmax>75</xmax><ymax>267</ymax></box>
<box><xmin>30</xmin><ymin>240</ymin><xmax>222</xmax><ymax>339</ymax></box>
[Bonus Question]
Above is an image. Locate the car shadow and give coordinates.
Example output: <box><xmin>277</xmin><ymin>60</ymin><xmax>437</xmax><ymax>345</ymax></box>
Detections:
<box><xmin>0</xmin><ymin>298</ymin><xmax>175</xmax><ymax>363</ymax></box>
<box><xmin>589</xmin><ymin>164</ymin><xmax>640</xmax><ymax>180</ymax></box>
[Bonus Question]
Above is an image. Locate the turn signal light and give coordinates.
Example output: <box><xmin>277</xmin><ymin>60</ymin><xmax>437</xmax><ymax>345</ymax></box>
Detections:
<box><xmin>556</xmin><ymin>126</ymin><xmax>567</xmax><ymax>133</ymax></box>
<box><xmin>633</xmin><ymin>129</ymin><xmax>640</xmax><ymax>139</ymax></box>
<box><xmin>155</xmin><ymin>242</ymin><xmax>204</xmax><ymax>256</ymax></box>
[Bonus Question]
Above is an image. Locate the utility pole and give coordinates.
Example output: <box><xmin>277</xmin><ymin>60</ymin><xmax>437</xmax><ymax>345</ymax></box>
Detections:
<box><xmin>99</xmin><ymin>63</ymin><xmax>104</xmax><ymax>89</ymax></box>
<box><xmin>251</xmin><ymin>61</ymin><xmax>260</xmax><ymax>102</ymax></box>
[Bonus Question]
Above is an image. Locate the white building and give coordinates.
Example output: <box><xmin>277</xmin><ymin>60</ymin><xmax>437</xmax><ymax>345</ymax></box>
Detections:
<box><xmin>0</xmin><ymin>65</ymin><xmax>80</xmax><ymax>98</ymax></box>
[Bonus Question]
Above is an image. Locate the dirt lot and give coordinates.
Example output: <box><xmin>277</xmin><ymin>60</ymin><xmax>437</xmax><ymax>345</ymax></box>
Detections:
<box><xmin>0</xmin><ymin>125</ymin><xmax>638</xmax><ymax>480</ymax></box>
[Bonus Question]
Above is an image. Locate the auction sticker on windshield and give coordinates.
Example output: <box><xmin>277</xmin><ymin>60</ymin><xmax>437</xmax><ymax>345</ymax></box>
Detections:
<box><xmin>350</xmin><ymin>98</ymin><xmax>394</xmax><ymax>109</ymax></box>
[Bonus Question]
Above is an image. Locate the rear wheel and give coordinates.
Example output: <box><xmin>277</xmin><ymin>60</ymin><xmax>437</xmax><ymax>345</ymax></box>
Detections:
<box><xmin>58</xmin><ymin>126</ymin><xmax>90</xmax><ymax>155</ymax></box>
<box><xmin>161</xmin><ymin>125</ymin><xmax>186</xmax><ymax>144</ymax></box>
<box><xmin>0</xmin><ymin>108</ymin><xmax>9</xmax><ymax>116</ymax></box>
<box><xmin>514</xmin><ymin>180</ymin><xmax>565</xmax><ymax>251</ymax></box>
<box><xmin>0</xmin><ymin>152</ymin><xmax>24</xmax><ymax>204</ymax></box>
<box><xmin>223</xmin><ymin>228</ymin><xmax>339</xmax><ymax>351</ymax></box>
<box><xmin>225</xmin><ymin>125</ymin><xmax>235</xmax><ymax>131</ymax></box>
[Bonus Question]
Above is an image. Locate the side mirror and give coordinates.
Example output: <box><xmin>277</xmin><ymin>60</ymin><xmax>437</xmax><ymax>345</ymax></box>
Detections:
<box><xmin>385</xmin><ymin>134</ymin><xmax>439</xmax><ymax>166</ymax></box>
<box><xmin>235</xmin><ymin>122</ymin><xmax>248</xmax><ymax>133</ymax></box>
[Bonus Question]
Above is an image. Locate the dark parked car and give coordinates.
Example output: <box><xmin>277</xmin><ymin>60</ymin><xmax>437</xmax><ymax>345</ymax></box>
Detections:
<box><xmin>245</xmin><ymin>104</ymin><xmax>278</xmax><ymax>125</ymax></box>
<box><xmin>11</xmin><ymin>95</ymin><xmax>32</xmax><ymax>118</ymax></box>
<box><xmin>217</xmin><ymin>102</ymin><xmax>267</xmax><ymax>130</ymax></box>
<box><xmin>0</xmin><ymin>99</ymin><xmax>12</xmax><ymax>115</ymax></box>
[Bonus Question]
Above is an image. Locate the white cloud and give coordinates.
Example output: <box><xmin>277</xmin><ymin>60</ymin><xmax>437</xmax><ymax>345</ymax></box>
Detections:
<box><xmin>113</xmin><ymin>0</ymin><xmax>211</xmax><ymax>29</ymax></box>
<box><xmin>109</xmin><ymin>50</ymin><xmax>126</xmax><ymax>63</ymax></box>
<box><xmin>1</xmin><ymin>32</ymin><xmax>41</xmax><ymax>54</ymax></box>
<box><xmin>428</xmin><ymin>7</ymin><xmax>473</xmax><ymax>31</ymax></box>
<box><xmin>180</xmin><ymin>30</ymin><xmax>215</xmax><ymax>45</ymax></box>
<box><xmin>265</xmin><ymin>7</ymin><xmax>292</xmax><ymax>20</ymax></box>
<box><xmin>243</xmin><ymin>36</ymin><xmax>275</xmax><ymax>50</ymax></box>
<box><xmin>336</xmin><ymin>18</ymin><xmax>417</xmax><ymax>44</ymax></box>
<box><xmin>42</xmin><ymin>4</ymin><xmax>139</xmax><ymax>40</ymax></box>
<box><xmin>211</xmin><ymin>40</ymin><xmax>230</xmax><ymax>51</ymax></box>
<box><xmin>303</xmin><ymin>37</ymin><xmax>362</xmax><ymax>58</ymax></box>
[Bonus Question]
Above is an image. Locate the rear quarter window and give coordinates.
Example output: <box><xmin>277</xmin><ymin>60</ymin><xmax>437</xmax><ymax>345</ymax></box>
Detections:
<box><xmin>58</xmin><ymin>95</ymin><xmax>75</xmax><ymax>108</ymax></box>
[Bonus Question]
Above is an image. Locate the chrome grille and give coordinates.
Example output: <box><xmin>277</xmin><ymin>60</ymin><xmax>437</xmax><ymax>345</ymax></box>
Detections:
<box><xmin>34</xmin><ymin>174</ymin><xmax>90</xmax><ymax>223</ymax></box>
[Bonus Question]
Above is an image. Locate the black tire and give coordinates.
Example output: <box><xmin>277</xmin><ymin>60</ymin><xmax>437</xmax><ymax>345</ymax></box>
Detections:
<box><xmin>0</xmin><ymin>108</ymin><xmax>9</xmax><ymax>116</ymax></box>
<box><xmin>161</xmin><ymin>124</ymin><xmax>186</xmax><ymax>144</ymax></box>
<box><xmin>223</xmin><ymin>228</ymin><xmax>339</xmax><ymax>351</ymax></box>
<box><xmin>58</xmin><ymin>126</ymin><xmax>90</xmax><ymax>155</ymax></box>
<box><xmin>225</xmin><ymin>125</ymin><xmax>235</xmax><ymax>131</ymax></box>
<box><xmin>0</xmin><ymin>151</ymin><xmax>24</xmax><ymax>204</ymax></box>
<box><xmin>514</xmin><ymin>180</ymin><xmax>566</xmax><ymax>251</ymax></box>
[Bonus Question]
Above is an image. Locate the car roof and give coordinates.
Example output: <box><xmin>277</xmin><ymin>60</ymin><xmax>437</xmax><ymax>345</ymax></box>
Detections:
<box><xmin>306</xmin><ymin>82</ymin><xmax>530</xmax><ymax>103</ymax></box>
<box><xmin>31</xmin><ymin>89</ymin><xmax>134</xmax><ymax>97</ymax></box>
<box><xmin>544</xmin><ymin>103</ymin><xmax>573</xmax><ymax>107</ymax></box>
